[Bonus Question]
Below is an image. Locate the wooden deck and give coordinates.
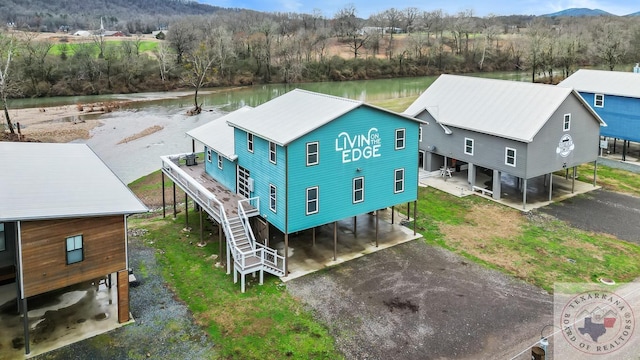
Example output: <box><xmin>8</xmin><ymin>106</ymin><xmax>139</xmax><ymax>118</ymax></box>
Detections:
<box><xmin>161</xmin><ymin>154</ymin><xmax>255</xmax><ymax>221</ymax></box>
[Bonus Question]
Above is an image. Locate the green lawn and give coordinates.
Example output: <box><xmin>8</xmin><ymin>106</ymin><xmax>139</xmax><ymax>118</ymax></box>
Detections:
<box><xmin>130</xmin><ymin>214</ymin><xmax>342</xmax><ymax>360</ymax></box>
<box><xmin>49</xmin><ymin>40</ymin><xmax>159</xmax><ymax>57</ymax></box>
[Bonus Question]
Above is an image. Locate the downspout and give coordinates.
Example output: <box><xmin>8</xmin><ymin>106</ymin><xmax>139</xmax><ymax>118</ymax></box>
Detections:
<box><xmin>284</xmin><ymin>146</ymin><xmax>289</xmax><ymax>276</ymax></box>
<box><xmin>16</xmin><ymin>221</ymin><xmax>30</xmax><ymax>355</ymax></box>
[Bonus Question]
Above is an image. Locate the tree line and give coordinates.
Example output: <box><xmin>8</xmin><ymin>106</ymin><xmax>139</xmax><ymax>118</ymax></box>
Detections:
<box><xmin>1</xmin><ymin>6</ymin><xmax>640</xmax><ymax>113</ymax></box>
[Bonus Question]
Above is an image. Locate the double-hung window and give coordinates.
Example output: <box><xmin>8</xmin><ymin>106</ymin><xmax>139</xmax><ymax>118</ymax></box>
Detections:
<box><xmin>247</xmin><ymin>133</ymin><xmax>254</xmax><ymax>153</ymax></box>
<box><xmin>306</xmin><ymin>142</ymin><xmax>319</xmax><ymax>166</ymax></box>
<box><xmin>395</xmin><ymin>129</ymin><xmax>406</xmax><ymax>150</ymax></box>
<box><xmin>217</xmin><ymin>154</ymin><xmax>223</xmax><ymax>169</ymax></box>
<box><xmin>66</xmin><ymin>235</ymin><xmax>84</xmax><ymax>265</ymax></box>
<box><xmin>269</xmin><ymin>184</ymin><xmax>277</xmax><ymax>213</ymax></box>
<box><xmin>594</xmin><ymin>94</ymin><xmax>604</xmax><ymax>108</ymax></box>
<box><xmin>464</xmin><ymin>138</ymin><xmax>474</xmax><ymax>155</ymax></box>
<box><xmin>505</xmin><ymin>147</ymin><xmax>516</xmax><ymax>167</ymax></box>
<box><xmin>269</xmin><ymin>142</ymin><xmax>277</xmax><ymax>164</ymax></box>
<box><xmin>394</xmin><ymin>169</ymin><xmax>405</xmax><ymax>193</ymax></box>
<box><xmin>206</xmin><ymin>149</ymin><xmax>212</xmax><ymax>162</ymax></box>
<box><xmin>563</xmin><ymin>114</ymin><xmax>571</xmax><ymax>131</ymax></box>
<box><xmin>353</xmin><ymin>177</ymin><xmax>364</xmax><ymax>203</ymax></box>
<box><xmin>306</xmin><ymin>187</ymin><xmax>318</xmax><ymax>215</ymax></box>
<box><xmin>418</xmin><ymin>127</ymin><xmax>423</xmax><ymax>142</ymax></box>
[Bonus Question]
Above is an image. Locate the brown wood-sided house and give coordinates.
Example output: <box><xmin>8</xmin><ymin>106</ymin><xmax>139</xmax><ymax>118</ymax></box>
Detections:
<box><xmin>0</xmin><ymin>142</ymin><xmax>147</xmax><ymax>355</ymax></box>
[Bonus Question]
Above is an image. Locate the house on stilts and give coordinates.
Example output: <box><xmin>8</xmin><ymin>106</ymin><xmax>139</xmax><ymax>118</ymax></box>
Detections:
<box><xmin>404</xmin><ymin>74</ymin><xmax>605</xmax><ymax>210</ymax></box>
<box><xmin>160</xmin><ymin>89</ymin><xmax>423</xmax><ymax>291</ymax></box>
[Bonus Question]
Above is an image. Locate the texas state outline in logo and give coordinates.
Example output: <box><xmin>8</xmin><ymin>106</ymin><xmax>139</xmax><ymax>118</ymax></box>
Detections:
<box><xmin>561</xmin><ymin>290</ymin><xmax>635</xmax><ymax>355</ymax></box>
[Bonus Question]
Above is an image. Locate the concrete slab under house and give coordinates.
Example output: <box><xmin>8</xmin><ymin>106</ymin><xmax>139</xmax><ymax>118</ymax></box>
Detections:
<box><xmin>405</xmin><ymin>74</ymin><xmax>606</xmax><ymax>211</ymax></box>
<box><xmin>0</xmin><ymin>142</ymin><xmax>148</xmax><ymax>357</ymax></box>
<box><xmin>160</xmin><ymin>89</ymin><xmax>425</xmax><ymax>291</ymax></box>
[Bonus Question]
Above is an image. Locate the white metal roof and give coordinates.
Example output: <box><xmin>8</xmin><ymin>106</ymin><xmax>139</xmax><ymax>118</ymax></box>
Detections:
<box><xmin>0</xmin><ymin>142</ymin><xmax>148</xmax><ymax>221</ymax></box>
<box><xmin>403</xmin><ymin>74</ymin><xmax>602</xmax><ymax>143</ymax></box>
<box><xmin>226</xmin><ymin>89</ymin><xmax>364</xmax><ymax>146</ymax></box>
<box><xmin>186</xmin><ymin>107</ymin><xmax>253</xmax><ymax>160</ymax></box>
<box><xmin>558</xmin><ymin>69</ymin><xmax>640</xmax><ymax>99</ymax></box>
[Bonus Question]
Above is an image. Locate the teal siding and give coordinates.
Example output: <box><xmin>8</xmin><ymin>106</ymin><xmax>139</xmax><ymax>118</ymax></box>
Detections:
<box><xmin>204</xmin><ymin>146</ymin><xmax>236</xmax><ymax>192</ymax></box>
<box><xmin>235</xmin><ymin>129</ymin><xmax>287</xmax><ymax>232</ymax></box>
<box><xmin>286</xmin><ymin>107</ymin><xmax>419</xmax><ymax>233</ymax></box>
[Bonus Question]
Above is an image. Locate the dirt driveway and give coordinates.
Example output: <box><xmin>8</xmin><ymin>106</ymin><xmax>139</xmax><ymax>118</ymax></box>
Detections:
<box><xmin>540</xmin><ymin>189</ymin><xmax>640</xmax><ymax>244</ymax></box>
<box><xmin>287</xmin><ymin>241</ymin><xmax>553</xmax><ymax>360</ymax></box>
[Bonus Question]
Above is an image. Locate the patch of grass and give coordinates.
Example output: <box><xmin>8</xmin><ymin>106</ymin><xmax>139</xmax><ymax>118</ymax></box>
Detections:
<box><xmin>410</xmin><ymin>187</ymin><xmax>640</xmax><ymax>293</ymax></box>
<box><xmin>576</xmin><ymin>163</ymin><xmax>640</xmax><ymax>197</ymax></box>
<box><xmin>138</xmin><ymin>41</ymin><xmax>158</xmax><ymax>53</ymax></box>
<box><xmin>128</xmin><ymin>213</ymin><xmax>341</xmax><ymax>360</ymax></box>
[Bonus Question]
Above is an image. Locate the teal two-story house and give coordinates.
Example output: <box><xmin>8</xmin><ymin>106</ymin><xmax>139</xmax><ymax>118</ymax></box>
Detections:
<box><xmin>165</xmin><ymin>89</ymin><xmax>422</xmax><ymax>287</ymax></box>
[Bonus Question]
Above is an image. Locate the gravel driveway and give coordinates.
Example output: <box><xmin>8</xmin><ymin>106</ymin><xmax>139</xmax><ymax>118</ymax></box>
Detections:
<box><xmin>540</xmin><ymin>189</ymin><xmax>640</xmax><ymax>244</ymax></box>
<box><xmin>34</xmin><ymin>233</ymin><xmax>214</xmax><ymax>360</ymax></box>
<box><xmin>287</xmin><ymin>241</ymin><xmax>553</xmax><ymax>360</ymax></box>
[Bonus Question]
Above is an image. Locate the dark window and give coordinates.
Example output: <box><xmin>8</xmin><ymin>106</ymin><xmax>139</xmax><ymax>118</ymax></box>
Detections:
<box><xmin>269</xmin><ymin>184</ymin><xmax>277</xmax><ymax>212</ymax></box>
<box><xmin>394</xmin><ymin>169</ymin><xmax>405</xmax><ymax>193</ymax></box>
<box><xmin>247</xmin><ymin>133</ymin><xmax>254</xmax><ymax>153</ymax></box>
<box><xmin>306</xmin><ymin>187</ymin><xmax>318</xmax><ymax>215</ymax></box>
<box><xmin>395</xmin><ymin>129</ymin><xmax>406</xmax><ymax>150</ymax></box>
<box><xmin>353</xmin><ymin>177</ymin><xmax>364</xmax><ymax>203</ymax></box>
<box><xmin>306</xmin><ymin>142</ymin><xmax>319</xmax><ymax>166</ymax></box>
<box><xmin>269</xmin><ymin>142</ymin><xmax>277</xmax><ymax>164</ymax></box>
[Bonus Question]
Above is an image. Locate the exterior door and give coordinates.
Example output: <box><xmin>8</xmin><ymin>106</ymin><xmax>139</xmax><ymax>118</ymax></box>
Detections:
<box><xmin>237</xmin><ymin>166</ymin><xmax>251</xmax><ymax>198</ymax></box>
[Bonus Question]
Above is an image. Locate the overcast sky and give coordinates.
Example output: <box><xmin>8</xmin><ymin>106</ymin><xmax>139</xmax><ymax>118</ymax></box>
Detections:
<box><xmin>201</xmin><ymin>0</ymin><xmax>638</xmax><ymax>17</ymax></box>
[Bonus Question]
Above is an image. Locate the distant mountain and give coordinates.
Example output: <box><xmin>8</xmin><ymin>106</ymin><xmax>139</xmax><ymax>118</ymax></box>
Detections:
<box><xmin>627</xmin><ymin>11</ymin><xmax>640</xmax><ymax>16</ymax></box>
<box><xmin>542</xmin><ymin>8</ymin><xmax>614</xmax><ymax>17</ymax></box>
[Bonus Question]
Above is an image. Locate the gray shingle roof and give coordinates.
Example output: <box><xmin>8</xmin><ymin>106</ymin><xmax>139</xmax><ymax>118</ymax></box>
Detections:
<box><xmin>0</xmin><ymin>142</ymin><xmax>148</xmax><ymax>221</ymax></box>
<box><xmin>403</xmin><ymin>74</ymin><xmax>602</xmax><ymax>143</ymax></box>
<box><xmin>558</xmin><ymin>69</ymin><xmax>640</xmax><ymax>99</ymax></box>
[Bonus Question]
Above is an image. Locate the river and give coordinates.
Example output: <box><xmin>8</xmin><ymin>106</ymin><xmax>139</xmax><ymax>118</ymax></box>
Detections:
<box><xmin>10</xmin><ymin>72</ymin><xmax>530</xmax><ymax>184</ymax></box>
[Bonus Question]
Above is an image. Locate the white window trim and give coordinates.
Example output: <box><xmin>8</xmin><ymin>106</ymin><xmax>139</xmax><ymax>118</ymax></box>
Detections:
<box><xmin>418</xmin><ymin>127</ymin><xmax>423</xmax><ymax>142</ymax></box>
<box><xmin>306</xmin><ymin>141</ymin><xmax>319</xmax><ymax>166</ymax></box>
<box><xmin>66</xmin><ymin>234</ymin><xmax>84</xmax><ymax>265</ymax></box>
<box><xmin>464</xmin><ymin>137</ymin><xmax>474</xmax><ymax>156</ymax></box>
<box><xmin>217</xmin><ymin>154</ymin><xmax>223</xmax><ymax>170</ymax></box>
<box><xmin>563</xmin><ymin>114</ymin><xmax>571</xmax><ymax>131</ymax></box>
<box><xmin>306</xmin><ymin>186</ymin><xmax>319</xmax><ymax>215</ymax></box>
<box><xmin>505</xmin><ymin>147</ymin><xmax>517</xmax><ymax>167</ymax></box>
<box><xmin>394</xmin><ymin>168</ymin><xmax>405</xmax><ymax>193</ymax></box>
<box><xmin>353</xmin><ymin>177</ymin><xmax>364</xmax><ymax>204</ymax></box>
<box><xmin>269</xmin><ymin>142</ymin><xmax>277</xmax><ymax>164</ymax></box>
<box><xmin>594</xmin><ymin>94</ymin><xmax>604</xmax><ymax>108</ymax></box>
<box><xmin>206</xmin><ymin>149</ymin><xmax>212</xmax><ymax>162</ymax></box>
<box><xmin>269</xmin><ymin>184</ymin><xmax>277</xmax><ymax>213</ymax></box>
<box><xmin>247</xmin><ymin>133</ymin><xmax>254</xmax><ymax>153</ymax></box>
<box><xmin>395</xmin><ymin>128</ymin><xmax>406</xmax><ymax>150</ymax></box>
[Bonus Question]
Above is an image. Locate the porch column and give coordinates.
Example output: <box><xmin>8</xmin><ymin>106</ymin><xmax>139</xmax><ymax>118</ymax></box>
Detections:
<box><xmin>185</xmin><ymin>193</ymin><xmax>189</xmax><ymax>226</ymax></box>
<box><xmin>548</xmin><ymin>173</ymin><xmax>553</xmax><ymax>202</ymax></box>
<box><xmin>312</xmin><ymin>227</ymin><xmax>315</xmax><ymax>246</ymax></box>
<box><xmin>218</xmin><ymin>223</ymin><xmax>224</xmax><ymax>269</ymax></box>
<box><xmin>172</xmin><ymin>182</ymin><xmax>177</xmax><ymax>218</ymax></box>
<box><xmin>199</xmin><ymin>210</ymin><xmax>204</xmax><ymax>244</ymax></box>
<box><xmin>391</xmin><ymin>206</ymin><xmax>395</xmax><ymax>224</ymax></box>
<box><xmin>467</xmin><ymin>163</ymin><xmax>475</xmax><ymax>190</ymax></box>
<box><xmin>333</xmin><ymin>222</ymin><xmax>337</xmax><ymax>261</ymax></box>
<box><xmin>353</xmin><ymin>216</ymin><xmax>357</xmax><ymax>236</ymax></box>
<box><xmin>492</xmin><ymin>170</ymin><xmax>501</xmax><ymax>200</ymax></box>
<box><xmin>16</xmin><ymin>221</ymin><xmax>29</xmax><ymax>355</ymax></box>
<box><xmin>162</xmin><ymin>172</ymin><xmax>166</xmax><ymax>218</ymax></box>
<box><xmin>22</xmin><ymin>298</ymin><xmax>29</xmax><ymax>355</ymax></box>
<box><xmin>522</xmin><ymin>178</ymin><xmax>528</xmax><ymax>210</ymax></box>
<box><xmin>375</xmin><ymin>210</ymin><xmax>379</xmax><ymax>247</ymax></box>
<box><xmin>593</xmin><ymin>160</ymin><xmax>598</xmax><ymax>187</ymax></box>
<box><xmin>572</xmin><ymin>166</ymin><xmax>576</xmax><ymax>193</ymax></box>
<box><xmin>413</xmin><ymin>201</ymin><xmax>417</xmax><ymax>235</ymax></box>
<box><xmin>285</xmin><ymin>233</ymin><xmax>289</xmax><ymax>275</ymax></box>
<box><xmin>117</xmin><ymin>269</ymin><xmax>130</xmax><ymax>323</ymax></box>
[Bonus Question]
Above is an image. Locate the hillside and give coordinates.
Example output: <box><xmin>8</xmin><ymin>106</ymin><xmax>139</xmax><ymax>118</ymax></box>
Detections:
<box><xmin>0</xmin><ymin>0</ymin><xmax>224</xmax><ymax>32</ymax></box>
<box><xmin>542</xmin><ymin>8</ymin><xmax>614</xmax><ymax>17</ymax></box>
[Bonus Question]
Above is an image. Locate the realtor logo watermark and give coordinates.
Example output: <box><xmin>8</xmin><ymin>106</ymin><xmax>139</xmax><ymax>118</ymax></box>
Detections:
<box><xmin>554</xmin><ymin>283</ymin><xmax>639</xmax><ymax>359</ymax></box>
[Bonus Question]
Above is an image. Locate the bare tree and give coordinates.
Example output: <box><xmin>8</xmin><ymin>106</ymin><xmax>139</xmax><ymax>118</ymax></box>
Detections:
<box><xmin>0</xmin><ymin>34</ymin><xmax>18</xmax><ymax>134</ymax></box>
<box><xmin>167</xmin><ymin>18</ymin><xmax>198</xmax><ymax>64</ymax></box>
<box><xmin>593</xmin><ymin>19</ymin><xmax>627</xmax><ymax>71</ymax></box>
<box><xmin>334</xmin><ymin>5</ymin><xmax>367</xmax><ymax>58</ymax></box>
<box><xmin>154</xmin><ymin>42</ymin><xmax>174</xmax><ymax>85</ymax></box>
